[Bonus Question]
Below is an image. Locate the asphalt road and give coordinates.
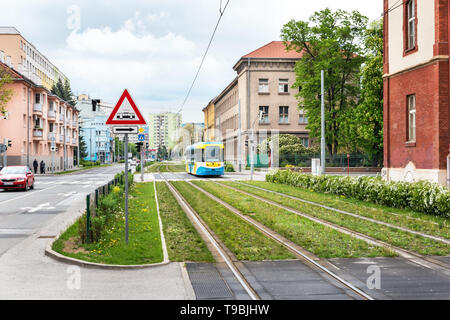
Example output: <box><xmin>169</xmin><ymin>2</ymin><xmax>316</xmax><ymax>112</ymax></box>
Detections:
<box><xmin>0</xmin><ymin>164</ymin><xmax>124</xmax><ymax>257</ymax></box>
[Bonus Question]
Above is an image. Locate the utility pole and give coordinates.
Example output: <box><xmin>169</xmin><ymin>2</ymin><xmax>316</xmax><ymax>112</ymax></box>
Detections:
<box><xmin>321</xmin><ymin>70</ymin><xmax>326</xmax><ymax>175</ymax></box>
<box><xmin>238</xmin><ymin>99</ymin><xmax>241</xmax><ymax>172</ymax></box>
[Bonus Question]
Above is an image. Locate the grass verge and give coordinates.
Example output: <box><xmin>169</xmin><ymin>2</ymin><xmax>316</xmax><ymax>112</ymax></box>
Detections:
<box><xmin>171</xmin><ymin>181</ymin><xmax>295</xmax><ymax>261</ymax></box>
<box><xmin>156</xmin><ymin>182</ymin><xmax>214</xmax><ymax>262</ymax></box>
<box><xmin>52</xmin><ymin>182</ymin><xmax>164</xmax><ymax>265</ymax></box>
<box><xmin>217</xmin><ymin>181</ymin><xmax>450</xmax><ymax>256</ymax></box>
<box><xmin>54</xmin><ymin>164</ymin><xmax>112</xmax><ymax>175</ymax></box>
<box><xmin>241</xmin><ymin>181</ymin><xmax>449</xmax><ymax>238</ymax></box>
<box><xmin>193</xmin><ymin>181</ymin><xmax>393</xmax><ymax>259</ymax></box>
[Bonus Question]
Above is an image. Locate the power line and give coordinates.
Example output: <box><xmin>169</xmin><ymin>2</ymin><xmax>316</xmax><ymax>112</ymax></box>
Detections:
<box><xmin>176</xmin><ymin>0</ymin><xmax>231</xmax><ymax>115</ymax></box>
<box><xmin>380</xmin><ymin>0</ymin><xmax>403</xmax><ymax>17</ymax></box>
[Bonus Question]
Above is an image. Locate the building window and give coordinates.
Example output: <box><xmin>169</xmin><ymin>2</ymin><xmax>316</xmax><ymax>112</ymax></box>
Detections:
<box><xmin>299</xmin><ymin>110</ymin><xmax>308</xmax><ymax>124</ymax></box>
<box><xmin>407</xmin><ymin>95</ymin><xmax>416</xmax><ymax>142</ymax></box>
<box><xmin>279</xmin><ymin>79</ymin><xmax>289</xmax><ymax>93</ymax></box>
<box><xmin>406</xmin><ymin>0</ymin><xmax>416</xmax><ymax>50</ymax></box>
<box><xmin>279</xmin><ymin>106</ymin><xmax>289</xmax><ymax>123</ymax></box>
<box><xmin>259</xmin><ymin>106</ymin><xmax>269</xmax><ymax>124</ymax></box>
<box><xmin>300</xmin><ymin>138</ymin><xmax>309</xmax><ymax>147</ymax></box>
<box><xmin>258</xmin><ymin>79</ymin><xmax>269</xmax><ymax>93</ymax></box>
<box><xmin>35</xmin><ymin>93</ymin><xmax>40</xmax><ymax>104</ymax></box>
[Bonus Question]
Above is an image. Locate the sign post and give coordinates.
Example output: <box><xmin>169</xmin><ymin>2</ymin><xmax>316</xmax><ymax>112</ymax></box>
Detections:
<box><xmin>106</xmin><ymin>89</ymin><xmax>147</xmax><ymax>245</ymax></box>
<box><xmin>124</xmin><ymin>134</ymin><xmax>129</xmax><ymax>244</ymax></box>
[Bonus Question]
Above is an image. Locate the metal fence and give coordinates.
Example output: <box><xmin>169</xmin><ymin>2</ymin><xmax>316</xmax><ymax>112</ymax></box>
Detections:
<box><xmin>247</xmin><ymin>153</ymin><xmax>380</xmax><ymax>168</ymax></box>
<box><xmin>85</xmin><ymin>170</ymin><xmax>130</xmax><ymax>243</ymax></box>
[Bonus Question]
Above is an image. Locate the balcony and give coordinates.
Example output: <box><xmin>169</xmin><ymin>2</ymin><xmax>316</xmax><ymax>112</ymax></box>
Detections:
<box><xmin>59</xmin><ymin>114</ymin><xmax>64</xmax><ymax>122</ymax></box>
<box><xmin>66</xmin><ymin>136</ymin><xmax>70</xmax><ymax>143</ymax></box>
<box><xmin>72</xmin><ymin>137</ymin><xmax>77</xmax><ymax>145</ymax></box>
<box><xmin>59</xmin><ymin>135</ymin><xmax>64</xmax><ymax>143</ymax></box>
<box><xmin>33</xmin><ymin>129</ymin><xmax>43</xmax><ymax>139</ymax></box>
<box><xmin>48</xmin><ymin>110</ymin><xmax>56</xmax><ymax>121</ymax></box>
<box><xmin>72</xmin><ymin>120</ymin><xmax>78</xmax><ymax>127</ymax></box>
<box><xmin>33</xmin><ymin>104</ymin><xmax>43</xmax><ymax>114</ymax></box>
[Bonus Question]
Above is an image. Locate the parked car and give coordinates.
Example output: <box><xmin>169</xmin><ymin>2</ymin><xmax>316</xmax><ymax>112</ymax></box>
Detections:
<box><xmin>0</xmin><ymin>166</ymin><xmax>35</xmax><ymax>191</ymax></box>
<box><xmin>128</xmin><ymin>159</ymin><xmax>136</xmax><ymax>166</ymax></box>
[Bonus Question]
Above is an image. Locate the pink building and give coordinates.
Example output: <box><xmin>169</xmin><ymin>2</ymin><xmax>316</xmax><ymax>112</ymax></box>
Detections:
<box><xmin>0</xmin><ymin>61</ymin><xmax>79</xmax><ymax>171</ymax></box>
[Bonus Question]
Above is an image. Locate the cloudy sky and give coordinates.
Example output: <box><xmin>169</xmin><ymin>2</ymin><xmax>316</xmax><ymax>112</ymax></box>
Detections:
<box><xmin>1</xmin><ymin>0</ymin><xmax>382</xmax><ymax>123</ymax></box>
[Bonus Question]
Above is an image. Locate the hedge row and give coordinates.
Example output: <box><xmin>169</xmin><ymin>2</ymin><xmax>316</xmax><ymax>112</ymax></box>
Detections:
<box><xmin>266</xmin><ymin>170</ymin><xmax>450</xmax><ymax>218</ymax></box>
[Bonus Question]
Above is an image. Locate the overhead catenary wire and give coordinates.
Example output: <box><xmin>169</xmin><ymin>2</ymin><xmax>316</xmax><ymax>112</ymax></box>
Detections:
<box><xmin>380</xmin><ymin>0</ymin><xmax>403</xmax><ymax>17</ymax></box>
<box><xmin>176</xmin><ymin>0</ymin><xmax>231</xmax><ymax>115</ymax></box>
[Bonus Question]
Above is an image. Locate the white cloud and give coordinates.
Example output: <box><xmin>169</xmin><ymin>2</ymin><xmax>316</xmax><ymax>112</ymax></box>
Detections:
<box><xmin>0</xmin><ymin>1</ymin><xmax>383</xmax><ymax>123</ymax></box>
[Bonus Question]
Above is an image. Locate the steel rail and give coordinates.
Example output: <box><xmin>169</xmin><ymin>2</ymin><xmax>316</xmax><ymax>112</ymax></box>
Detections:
<box><xmin>235</xmin><ymin>181</ymin><xmax>450</xmax><ymax>245</ymax></box>
<box><xmin>158</xmin><ymin>170</ymin><xmax>260</xmax><ymax>300</ymax></box>
<box><xmin>214</xmin><ymin>181</ymin><xmax>450</xmax><ymax>275</ymax></box>
<box><xmin>189</xmin><ymin>181</ymin><xmax>374</xmax><ymax>301</ymax></box>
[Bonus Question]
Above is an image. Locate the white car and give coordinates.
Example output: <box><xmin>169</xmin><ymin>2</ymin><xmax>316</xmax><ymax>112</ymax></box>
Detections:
<box><xmin>128</xmin><ymin>159</ymin><xmax>136</xmax><ymax>166</ymax></box>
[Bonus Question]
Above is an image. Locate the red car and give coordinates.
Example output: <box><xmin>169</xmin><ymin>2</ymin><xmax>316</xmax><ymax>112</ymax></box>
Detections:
<box><xmin>0</xmin><ymin>166</ymin><xmax>35</xmax><ymax>191</ymax></box>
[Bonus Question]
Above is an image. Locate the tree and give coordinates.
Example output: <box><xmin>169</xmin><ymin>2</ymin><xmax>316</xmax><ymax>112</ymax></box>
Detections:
<box><xmin>348</xmin><ymin>20</ymin><xmax>384</xmax><ymax>166</ymax></box>
<box><xmin>281</xmin><ymin>9</ymin><xmax>368</xmax><ymax>156</ymax></box>
<box><xmin>51</xmin><ymin>78</ymin><xmax>75</xmax><ymax>106</ymax></box>
<box><xmin>258</xmin><ymin>134</ymin><xmax>320</xmax><ymax>163</ymax></box>
<box><xmin>0</xmin><ymin>68</ymin><xmax>13</xmax><ymax>117</ymax></box>
<box><xmin>157</xmin><ymin>146</ymin><xmax>168</xmax><ymax>160</ymax></box>
<box><xmin>78</xmin><ymin>134</ymin><xmax>88</xmax><ymax>159</ymax></box>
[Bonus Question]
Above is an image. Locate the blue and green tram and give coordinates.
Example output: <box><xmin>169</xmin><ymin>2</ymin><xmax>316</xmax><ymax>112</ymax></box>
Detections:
<box><xmin>185</xmin><ymin>142</ymin><xmax>225</xmax><ymax>176</ymax></box>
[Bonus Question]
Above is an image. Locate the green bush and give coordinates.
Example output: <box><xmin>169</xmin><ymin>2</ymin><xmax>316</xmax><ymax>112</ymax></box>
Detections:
<box><xmin>78</xmin><ymin>171</ymin><xmax>134</xmax><ymax>244</ymax></box>
<box><xmin>225</xmin><ymin>162</ymin><xmax>235</xmax><ymax>172</ymax></box>
<box><xmin>266</xmin><ymin>170</ymin><xmax>450</xmax><ymax>217</ymax></box>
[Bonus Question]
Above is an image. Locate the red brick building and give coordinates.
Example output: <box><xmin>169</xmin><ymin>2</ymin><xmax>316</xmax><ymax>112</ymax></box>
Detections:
<box><xmin>383</xmin><ymin>0</ymin><xmax>450</xmax><ymax>186</ymax></box>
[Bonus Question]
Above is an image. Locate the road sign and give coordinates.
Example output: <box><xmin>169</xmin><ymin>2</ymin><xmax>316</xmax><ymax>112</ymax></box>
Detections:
<box><xmin>113</xmin><ymin>126</ymin><xmax>138</xmax><ymax>134</ymax></box>
<box><xmin>106</xmin><ymin>89</ymin><xmax>147</xmax><ymax>125</ymax></box>
<box><xmin>138</xmin><ymin>134</ymin><xmax>145</xmax><ymax>141</ymax></box>
<box><xmin>0</xmin><ymin>144</ymin><xmax>5</xmax><ymax>153</ymax></box>
<box><xmin>139</xmin><ymin>127</ymin><xmax>144</xmax><ymax>133</ymax></box>
<box><xmin>50</xmin><ymin>145</ymin><xmax>56</xmax><ymax>152</ymax></box>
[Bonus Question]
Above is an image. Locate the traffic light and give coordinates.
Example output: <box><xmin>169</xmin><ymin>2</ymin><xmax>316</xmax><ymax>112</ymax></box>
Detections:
<box><xmin>4</xmin><ymin>138</ymin><xmax>11</xmax><ymax>149</ymax></box>
<box><xmin>92</xmin><ymin>99</ymin><xmax>101</xmax><ymax>111</ymax></box>
<box><xmin>245</xmin><ymin>140</ymin><xmax>249</xmax><ymax>147</ymax></box>
<box><xmin>136</xmin><ymin>142</ymin><xmax>142</xmax><ymax>153</ymax></box>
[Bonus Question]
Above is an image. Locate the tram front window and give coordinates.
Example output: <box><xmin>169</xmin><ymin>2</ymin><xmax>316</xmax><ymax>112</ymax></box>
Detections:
<box><xmin>205</xmin><ymin>146</ymin><xmax>223</xmax><ymax>162</ymax></box>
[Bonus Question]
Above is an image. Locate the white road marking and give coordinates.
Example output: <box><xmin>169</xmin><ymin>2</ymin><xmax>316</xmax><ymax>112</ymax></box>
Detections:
<box><xmin>20</xmin><ymin>202</ymin><xmax>56</xmax><ymax>213</ymax></box>
<box><xmin>57</xmin><ymin>191</ymin><xmax>77</xmax><ymax>197</ymax></box>
<box><xmin>0</xmin><ymin>185</ymin><xmax>58</xmax><ymax>206</ymax></box>
<box><xmin>0</xmin><ymin>228</ymin><xmax>34</xmax><ymax>235</ymax></box>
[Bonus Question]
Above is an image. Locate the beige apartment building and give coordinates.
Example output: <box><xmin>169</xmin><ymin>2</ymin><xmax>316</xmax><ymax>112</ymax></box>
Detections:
<box><xmin>0</xmin><ymin>60</ymin><xmax>79</xmax><ymax>171</ymax></box>
<box><xmin>0</xmin><ymin>27</ymin><xmax>68</xmax><ymax>91</ymax></box>
<box><xmin>210</xmin><ymin>41</ymin><xmax>309</xmax><ymax>168</ymax></box>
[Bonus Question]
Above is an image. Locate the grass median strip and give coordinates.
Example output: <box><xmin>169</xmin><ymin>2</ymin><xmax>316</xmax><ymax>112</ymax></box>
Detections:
<box><xmin>193</xmin><ymin>181</ymin><xmax>392</xmax><ymax>259</ymax></box>
<box><xmin>217</xmin><ymin>181</ymin><xmax>450</xmax><ymax>256</ymax></box>
<box><xmin>156</xmin><ymin>182</ymin><xmax>214</xmax><ymax>262</ymax></box>
<box><xmin>53</xmin><ymin>182</ymin><xmax>164</xmax><ymax>265</ymax></box>
<box><xmin>171</xmin><ymin>181</ymin><xmax>295</xmax><ymax>261</ymax></box>
<box><xmin>241</xmin><ymin>181</ymin><xmax>449</xmax><ymax>239</ymax></box>
<box><xmin>167</xmin><ymin>164</ymin><xmax>186</xmax><ymax>172</ymax></box>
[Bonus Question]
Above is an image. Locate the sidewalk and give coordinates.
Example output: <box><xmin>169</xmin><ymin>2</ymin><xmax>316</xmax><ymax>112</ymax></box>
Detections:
<box><xmin>0</xmin><ymin>189</ymin><xmax>193</xmax><ymax>299</ymax></box>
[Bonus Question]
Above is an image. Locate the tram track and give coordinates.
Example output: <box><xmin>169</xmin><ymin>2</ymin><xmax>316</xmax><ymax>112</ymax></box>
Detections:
<box><xmin>157</xmin><ymin>166</ymin><xmax>261</xmax><ymax>300</ymax></box>
<box><xmin>186</xmin><ymin>180</ymin><xmax>375</xmax><ymax>300</ymax></box>
<box><xmin>211</xmin><ymin>181</ymin><xmax>450</xmax><ymax>275</ymax></box>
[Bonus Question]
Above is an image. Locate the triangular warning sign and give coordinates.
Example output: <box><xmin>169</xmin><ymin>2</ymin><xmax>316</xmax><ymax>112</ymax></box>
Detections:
<box><xmin>106</xmin><ymin>89</ymin><xmax>147</xmax><ymax>125</ymax></box>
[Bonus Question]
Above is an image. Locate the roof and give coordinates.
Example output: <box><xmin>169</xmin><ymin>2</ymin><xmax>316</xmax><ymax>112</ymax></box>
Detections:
<box><xmin>242</xmin><ymin>41</ymin><xmax>303</xmax><ymax>59</ymax></box>
<box><xmin>0</xmin><ymin>27</ymin><xmax>20</xmax><ymax>35</ymax></box>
